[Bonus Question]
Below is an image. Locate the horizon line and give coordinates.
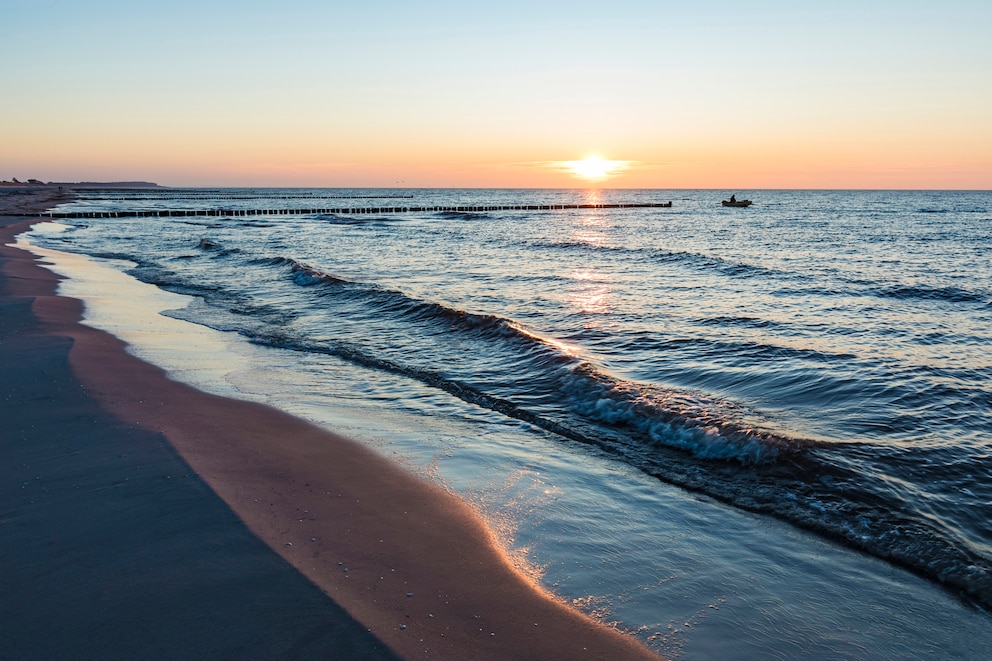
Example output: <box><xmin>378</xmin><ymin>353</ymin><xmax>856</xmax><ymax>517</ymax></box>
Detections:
<box><xmin>3</xmin><ymin>182</ymin><xmax>989</xmax><ymax>193</ymax></box>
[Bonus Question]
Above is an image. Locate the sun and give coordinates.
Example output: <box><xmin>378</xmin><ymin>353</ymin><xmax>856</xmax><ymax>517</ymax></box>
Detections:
<box><xmin>564</xmin><ymin>156</ymin><xmax>627</xmax><ymax>181</ymax></box>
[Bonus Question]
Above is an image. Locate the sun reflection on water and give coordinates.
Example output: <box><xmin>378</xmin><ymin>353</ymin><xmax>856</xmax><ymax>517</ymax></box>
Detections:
<box><xmin>567</xmin><ymin>207</ymin><xmax>615</xmax><ymax>316</ymax></box>
<box><xmin>570</xmin><ymin>269</ymin><xmax>613</xmax><ymax>315</ymax></box>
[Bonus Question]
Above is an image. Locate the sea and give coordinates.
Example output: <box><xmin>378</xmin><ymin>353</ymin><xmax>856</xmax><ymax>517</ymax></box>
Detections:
<box><xmin>19</xmin><ymin>188</ymin><xmax>992</xmax><ymax>659</ymax></box>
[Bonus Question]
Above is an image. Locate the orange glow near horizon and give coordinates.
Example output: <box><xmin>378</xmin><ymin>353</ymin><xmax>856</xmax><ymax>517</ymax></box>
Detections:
<box><xmin>6</xmin><ymin>138</ymin><xmax>990</xmax><ymax>190</ymax></box>
<box><xmin>5</xmin><ymin>114</ymin><xmax>988</xmax><ymax>189</ymax></box>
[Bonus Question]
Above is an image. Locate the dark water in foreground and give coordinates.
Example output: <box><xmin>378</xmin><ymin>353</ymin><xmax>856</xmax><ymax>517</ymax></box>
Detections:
<box><xmin>26</xmin><ymin>188</ymin><xmax>992</xmax><ymax>655</ymax></box>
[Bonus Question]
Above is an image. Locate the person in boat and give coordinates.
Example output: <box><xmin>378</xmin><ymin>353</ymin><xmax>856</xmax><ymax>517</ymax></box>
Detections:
<box><xmin>729</xmin><ymin>194</ymin><xmax>736</xmax><ymax>203</ymax></box>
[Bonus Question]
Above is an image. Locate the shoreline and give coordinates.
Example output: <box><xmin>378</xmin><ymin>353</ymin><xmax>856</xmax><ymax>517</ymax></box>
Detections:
<box><xmin>0</xmin><ymin>189</ymin><xmax>658</xmax><ymax>659</ymax></box>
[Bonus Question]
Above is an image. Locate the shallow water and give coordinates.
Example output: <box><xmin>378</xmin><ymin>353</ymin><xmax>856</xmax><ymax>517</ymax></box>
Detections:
<box><xmin>22</xmin><ymin>188</ymin><xmax>992</xmax><ymax>658</ymax></box>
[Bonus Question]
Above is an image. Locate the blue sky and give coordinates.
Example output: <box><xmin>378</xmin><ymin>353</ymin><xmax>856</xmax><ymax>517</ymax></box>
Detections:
<box><xmin>3</xmin><ymin>1</ymin><xmax>989</xmax><ymax>187</ymax></box>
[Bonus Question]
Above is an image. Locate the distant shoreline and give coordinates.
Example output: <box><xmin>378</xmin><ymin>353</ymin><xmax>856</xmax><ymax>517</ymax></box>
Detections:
<box><xmin>0</xmin><ymin>181</ymin><xmax>162</xmax><ymax>189</ymax></box>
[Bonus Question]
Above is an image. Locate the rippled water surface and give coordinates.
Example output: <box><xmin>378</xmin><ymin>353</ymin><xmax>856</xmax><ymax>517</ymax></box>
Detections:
<box><xmin>27</xmin><ymin>188</ymin><xmax>992</xmax><ymax>657</ymax></box>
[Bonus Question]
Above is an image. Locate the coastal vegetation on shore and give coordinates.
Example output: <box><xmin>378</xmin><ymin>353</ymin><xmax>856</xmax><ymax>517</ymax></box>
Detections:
<box><xmin>1</xmin><ymin>179</ymin><xmax>160</xmax><ymax>188</ymax></box>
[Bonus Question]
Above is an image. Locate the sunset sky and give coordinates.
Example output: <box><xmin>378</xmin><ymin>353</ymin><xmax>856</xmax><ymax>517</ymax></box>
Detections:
<box><xmin>2</xmin><ymin>1</ymin><xmax>990</xmax><ymax>189</ymax></box>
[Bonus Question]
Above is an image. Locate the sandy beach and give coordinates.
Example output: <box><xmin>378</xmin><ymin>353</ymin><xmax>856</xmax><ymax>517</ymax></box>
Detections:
<box><xmin>0</xmin><ymin>188</ymin><xmax>658</xmax><ymax>659</ymax></box>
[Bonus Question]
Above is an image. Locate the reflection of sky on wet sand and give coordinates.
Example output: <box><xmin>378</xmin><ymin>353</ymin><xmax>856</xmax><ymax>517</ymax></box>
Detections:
<box><xmin>17</xmin><ymin>230</ymin><xmax>261</xmax><ymax>400</ymax></box>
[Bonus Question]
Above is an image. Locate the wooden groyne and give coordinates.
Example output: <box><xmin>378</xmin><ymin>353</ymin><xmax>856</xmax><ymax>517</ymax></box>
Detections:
<box><xmin>37</xmin><ymin>201</ymin><xmax>673</xmax><ymax>219</ymax></box>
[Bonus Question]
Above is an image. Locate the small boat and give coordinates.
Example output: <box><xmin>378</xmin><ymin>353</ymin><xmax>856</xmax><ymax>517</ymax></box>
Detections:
<box><xmin>721</xmin><ymin>199</ymin><xmax>752</xmax><ymax>207</ymax></box>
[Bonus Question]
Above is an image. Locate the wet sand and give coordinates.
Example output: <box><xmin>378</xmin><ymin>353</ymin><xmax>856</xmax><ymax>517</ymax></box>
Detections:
<box><xmin>0</xmin><ymin>188</ymin><xmax>658</xmax><ymax>659</ymax></box>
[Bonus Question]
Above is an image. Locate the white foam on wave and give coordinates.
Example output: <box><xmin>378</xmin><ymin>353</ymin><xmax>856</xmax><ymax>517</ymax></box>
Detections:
<box><xmin>560</xmin><ymin>367</ymin><xmax>788</xmax><ymax>465</ymax></box>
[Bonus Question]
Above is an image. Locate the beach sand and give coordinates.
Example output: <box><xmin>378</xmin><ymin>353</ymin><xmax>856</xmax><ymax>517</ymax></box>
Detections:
<box><xmin>0</xmin><ymin>188</ymin><xmax>658</xmax><ymax>659</ymax></box>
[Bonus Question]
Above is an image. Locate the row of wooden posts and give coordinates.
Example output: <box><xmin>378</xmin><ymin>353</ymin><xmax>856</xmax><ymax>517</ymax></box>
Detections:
<box><xmin>38</xmin><ymin>202</ymin><xmax>673</xmax><ymax>219</ymax></box>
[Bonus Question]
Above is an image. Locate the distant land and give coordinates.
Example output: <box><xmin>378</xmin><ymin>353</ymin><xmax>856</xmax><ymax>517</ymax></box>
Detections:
<box><xmin>1</xmin><ymin>179</ymin><xmax>162</xmax><ymax>188</ymax></box>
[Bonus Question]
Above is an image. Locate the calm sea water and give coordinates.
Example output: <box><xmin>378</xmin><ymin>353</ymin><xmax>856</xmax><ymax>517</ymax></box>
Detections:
<box><xmin>26</xmin><ymin>188</ymin><xmax>992</xmax><ymax>657</ymax></box>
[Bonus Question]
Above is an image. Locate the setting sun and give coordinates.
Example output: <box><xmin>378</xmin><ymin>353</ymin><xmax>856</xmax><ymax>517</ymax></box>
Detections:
<box><xmin>565</xmin><ymin>156</ymin><xmax>628</xmax><ymax>181</ymax></box>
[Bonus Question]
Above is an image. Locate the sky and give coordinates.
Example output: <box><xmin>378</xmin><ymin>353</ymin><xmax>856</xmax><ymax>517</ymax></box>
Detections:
<box><xmin>2</xmin><ymin>1</ymin><xmax>990</xmax><ymax>188</ymax></box>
